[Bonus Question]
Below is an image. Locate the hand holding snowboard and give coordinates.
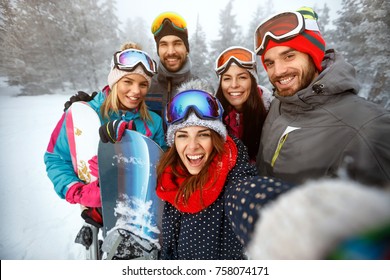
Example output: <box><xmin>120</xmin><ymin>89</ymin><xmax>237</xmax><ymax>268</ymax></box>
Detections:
<box><xmin>99</xmin><ymin>120</ymin><xmax>127</xmax><ymax>143</ymax></box>
<box><xmin>99</xmin><ymin>120</ymin><xmax>137</xmax><ymax>143</ymax></box>
<box><xmin>65</xmin><ymin>181</ymin><xmax>101</xmax><ymax>208</ymax></box>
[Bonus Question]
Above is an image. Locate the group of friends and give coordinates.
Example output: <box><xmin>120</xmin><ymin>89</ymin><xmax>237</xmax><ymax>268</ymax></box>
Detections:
<box><xmin>44</xmin><ymin>7</ymin><xmax>390</xmax><ymax>260</ymax></box>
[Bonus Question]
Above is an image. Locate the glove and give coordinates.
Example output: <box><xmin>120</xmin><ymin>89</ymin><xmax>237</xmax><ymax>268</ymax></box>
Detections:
<box><xmin>65</xmin><ymin>181</ymin><xmax>101</xmax><ymax>207</ymax></box>
<box><xmin>88</xmin><ymin>155</ymin><xmax>99</xmax><ymax>178</ymax></box>
<box><xmin>99</xmin><ymin>120</ymin><xmax>128</xmax><ymax>143</ymax></box>
<box><xmin>64</xmin><ymin>91</ymin><xmax>98</xmax><ymax>111</ymax></box>
<box><xmin>81</xmin><ymin>207</ymin><xmax>103</xmax><ymax>228</ymax></box>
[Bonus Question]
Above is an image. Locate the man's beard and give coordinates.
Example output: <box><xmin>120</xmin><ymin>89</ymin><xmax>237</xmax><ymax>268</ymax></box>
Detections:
<box><xmin>272</xmin><ymin>58</ymin><xmax>318</xmax><ymax>97</ymax></box>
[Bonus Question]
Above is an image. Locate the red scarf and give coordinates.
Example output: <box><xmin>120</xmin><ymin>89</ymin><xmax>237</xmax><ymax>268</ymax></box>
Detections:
<box><xmin>156</xmin><ymin>136</ymin><xmax>238</xmax><ymax>213</ymax></box>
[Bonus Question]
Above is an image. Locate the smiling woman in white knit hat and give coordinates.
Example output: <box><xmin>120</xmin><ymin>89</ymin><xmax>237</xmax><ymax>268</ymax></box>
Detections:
<box><xmin>44</xmin><ymin>42</ymin><xmax>167</xmax><ymax>227</ymax></box>
<box><xmin>155</xmin><ymin>79</ymin><xmax>293</xmax><ymax>260</ymax></box>
<box><xmin>97</xmin><ymin>42</ymin><xmax>166</xmax><ymax>146</ymax></box>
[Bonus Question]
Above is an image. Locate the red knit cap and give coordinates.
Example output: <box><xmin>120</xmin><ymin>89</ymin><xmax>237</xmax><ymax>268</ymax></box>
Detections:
<box><xmin>261</xmin><ymin>29</ymin><xmax>326</xmax><ymax>71</ymax></box>
<box><xmin>260</xmin><ymin>7</ymin><xmax>326</xmax><ymax>72</ymax></box>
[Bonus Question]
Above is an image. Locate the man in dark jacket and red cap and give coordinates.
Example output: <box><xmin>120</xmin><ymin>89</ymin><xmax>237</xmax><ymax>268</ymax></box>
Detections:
<box><xmin>254</xmin><ymin>7</ymin><xmax>390</xmax><ymax>186</ymax></box>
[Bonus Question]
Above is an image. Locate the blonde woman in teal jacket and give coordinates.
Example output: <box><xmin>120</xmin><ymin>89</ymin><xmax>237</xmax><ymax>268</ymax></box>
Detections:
<box><xmin>44</xmin><ymin>42</ymin><xmax>167</xmax><ymax>208</ymax></box>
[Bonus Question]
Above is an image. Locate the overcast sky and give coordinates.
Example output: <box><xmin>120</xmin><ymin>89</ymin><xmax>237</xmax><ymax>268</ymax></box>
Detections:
<box><xmin>115</xmin><ymin>0</ymin><xmax>342</xmax><ymax>39</ymax></box>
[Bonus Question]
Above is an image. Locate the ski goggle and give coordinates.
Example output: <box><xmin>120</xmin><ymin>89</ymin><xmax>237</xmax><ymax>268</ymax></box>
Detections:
<box><xmin>165</xmin><ymin>90</ymin><xmax>223</xmax><ymax>125</ymax></box>
<box><xmin>111</xmin><ymin>49</ymin><xmax>157</xmax><ymax>77</ymax></box>
<box><xmin>151</xmin><ymin>12</ymin><xmax>187</xmax><ymax>36</ymax></box>
<box><xmin>215</xmin><ymin>46</ymin><xmax>257</xmax><ymax>76</ymax></box>
<box><xmin>254</xmin><ymin>11</ymin><xmax>305</xmax><ymax>55</ymax></box>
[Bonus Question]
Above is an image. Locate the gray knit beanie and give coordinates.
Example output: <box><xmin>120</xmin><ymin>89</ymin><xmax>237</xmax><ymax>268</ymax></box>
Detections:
<box><xmin>166</xmin><ymin>112</ymin><xmax>227</xmax><ymax>147</ymax></box>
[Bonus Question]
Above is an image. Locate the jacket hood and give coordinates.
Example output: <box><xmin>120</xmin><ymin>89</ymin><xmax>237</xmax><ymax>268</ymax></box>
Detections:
<box><xmin>318</xmin><ymin>49</ymin><xmax>360</xmax><ymax>96</ymax></box>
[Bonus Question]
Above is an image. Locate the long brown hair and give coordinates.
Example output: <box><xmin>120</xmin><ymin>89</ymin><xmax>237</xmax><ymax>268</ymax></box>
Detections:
<box><xmin>157</xmin><ymin>130</ymin><xmax>225</xmax><ymax>206</ymax></box>
<box><xmin>100</xmin><ymin>42</ymin><xmax>152</xmax><ymax>122</ymax></box>
<box><xmin>216</xmin><ymin>74</ymin><xmax>267</xmax><ymax>160</ymax></box>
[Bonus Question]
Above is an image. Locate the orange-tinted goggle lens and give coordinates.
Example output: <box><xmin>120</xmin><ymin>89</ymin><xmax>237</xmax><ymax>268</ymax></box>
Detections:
<box><xmin>215</xmin><ymin>47</ymin><xmax>256</xmax><ymax>75</ymax></box>
<box><xmin>151</xmin><ymin>12</ymin><xmax>187</xmax><ymax>35</ymax></box>
<box><xmin>217</xmin><ymin>48</ymin><xmax>254</xmax><ymax>69</ymax></box>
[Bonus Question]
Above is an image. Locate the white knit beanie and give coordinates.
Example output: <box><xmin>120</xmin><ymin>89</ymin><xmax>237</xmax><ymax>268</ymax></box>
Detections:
<box><xmin>107</xmin><ymin>65</ymin><xmax>152</xmax><ymax>89</ymax></box>
<box><xmin>166</xmin><ymin>112</ymin><xmax>227</xmax><ymax>147</ymax></box>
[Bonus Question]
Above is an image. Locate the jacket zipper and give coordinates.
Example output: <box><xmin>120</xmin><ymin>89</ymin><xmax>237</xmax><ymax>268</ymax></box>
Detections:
<box><xmin>271</xmin><ymin>134</ymin><xmax>289</xmax><ymax>167</ymax></box>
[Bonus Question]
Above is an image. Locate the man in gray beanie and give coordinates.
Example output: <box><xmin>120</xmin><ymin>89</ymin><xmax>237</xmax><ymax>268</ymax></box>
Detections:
<box><xmin>146</xmin><ymin>11</ymin><xmax>198</xmax><ymax>120</ymax></box>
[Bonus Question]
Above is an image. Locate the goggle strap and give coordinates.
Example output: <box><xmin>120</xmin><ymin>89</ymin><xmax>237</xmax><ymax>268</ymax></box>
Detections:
<box><xmin>304</xmin><ymin>19</ymin><xmax>320</xmax><ymax>32</ymax></box>
<box><xmin>115</xmin><ymin>61</ymin><xmax>156</xmax><ymax>76</ymax></box>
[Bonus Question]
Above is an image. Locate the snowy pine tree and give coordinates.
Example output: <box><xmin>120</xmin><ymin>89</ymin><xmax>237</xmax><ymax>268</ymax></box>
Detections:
<box><xmin>332</xmin><ymin>0</ymin><xmax>390</xmax><ymax>108</ymax></box>
<box><xmin>120</xmin><ymin>16</ymin><xmax>155</xmax><ymax>61</ymax></box>
<box><xmin>0</xmin><ymin>0</ymin><xmax>120</xmax><ymax>95</ymax></box>
<box><xmin>209</xmin><ymin>0</ymin><xmax>242</xmax><ymax>60</ymax></box>
<box><xmin>189</xmin><ymin>14</ymin><xmax>215</xmax><ymax>87</ymax></box>
<box><xmin>243</xmin><ymin>2</ymin><xmax>274</xmax><ymax>89</ymax></box>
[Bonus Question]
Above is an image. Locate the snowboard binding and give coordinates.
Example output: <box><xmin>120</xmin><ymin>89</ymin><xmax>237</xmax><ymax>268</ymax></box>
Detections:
<box><xmin>101</xmin><ymin>228</ymin><xmax>159</xmax><ymax>260</ymax></box>
<box><xmin>75</xmin><ymin>207</ymin><xmax>104</xmax><ymax>260</ymax></box>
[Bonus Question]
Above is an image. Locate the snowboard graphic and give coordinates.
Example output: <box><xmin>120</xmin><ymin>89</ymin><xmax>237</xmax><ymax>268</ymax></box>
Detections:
<box><xmin>65</xmin><ymin>101</ymin><xmax>102</xmax><ymax>259</ymax></box>
<box><xmin>65</xmin><ymin>102</ymin><xmax>100</xmax><ymax>183</ymax></box>
<box><xmin>98</xmin><ymin>129</ymin><xmax>164</xmax><ymax>259</ymax></box>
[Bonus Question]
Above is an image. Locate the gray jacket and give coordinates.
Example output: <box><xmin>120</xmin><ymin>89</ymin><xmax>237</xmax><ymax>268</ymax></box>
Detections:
<box><xmin>257</xmin><ymin>49</ymin><xmax>390</xmax><ymax>186</ymax></box>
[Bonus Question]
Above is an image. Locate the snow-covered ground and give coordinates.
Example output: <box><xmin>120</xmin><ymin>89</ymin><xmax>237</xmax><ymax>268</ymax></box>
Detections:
<box><xmin>0</xmin><ymin>79</ymin><xmax>85</xmax><ymax>260</ymax></box>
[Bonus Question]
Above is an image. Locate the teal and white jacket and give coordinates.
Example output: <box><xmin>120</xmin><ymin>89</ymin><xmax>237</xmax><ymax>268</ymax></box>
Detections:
<box><xmin>44</xmin><ymin>89</ymin><xmax>167</xmax><ymax>199</ymax></box>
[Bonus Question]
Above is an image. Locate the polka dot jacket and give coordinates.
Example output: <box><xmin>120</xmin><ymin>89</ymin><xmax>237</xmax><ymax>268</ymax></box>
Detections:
<box><xmin>159</xmin><ymin>136</ymin><xmax>294</xmax><ymax>260</ymax></box>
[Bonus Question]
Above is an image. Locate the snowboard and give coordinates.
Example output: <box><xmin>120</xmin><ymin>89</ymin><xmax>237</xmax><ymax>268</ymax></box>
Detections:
<box><xmin>65</xmin><ymin>102</ymin><xmax>101</xmax><ymax>184</ymax></box>
<box><xmin>98</xmin><ymin>129</ymin><xmax>164</xmax><ymax>259</ymax></box>
<box><xmin>65</xmin><ymin>101</ymin><xmax>102</xmax><ymax>259</ymax></box>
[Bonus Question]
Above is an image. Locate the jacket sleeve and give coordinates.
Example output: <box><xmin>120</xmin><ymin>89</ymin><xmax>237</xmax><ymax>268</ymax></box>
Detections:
<box><xmin>224</xmin><ymin>137</ymin><xmax>294</xmax><ymax>246</ymax></box>
<box><xmin>43</xmin><ymin>112</ymin><xmax>81</xmax><ymax>199</ymax></box>
<box><xmin>87</xmin><ymin>91</ymin><xmax>106</xmax><ymax>119</ymax></box>
<box><xmin>342</xmin><ymin>112</ymin><xmax>390</xmax><ymax>186</ymax></box>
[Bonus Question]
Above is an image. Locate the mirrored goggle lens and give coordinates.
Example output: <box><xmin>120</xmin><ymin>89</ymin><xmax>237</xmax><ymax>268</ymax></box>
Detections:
<box><xmin>114</xmin><ymin>49</ymin><xmax>157</xmax><ymax>75</ymax></box>
<box><xmin>216</xmin><ymin>47</ymin><xmax>256</xmax><ymax>75</ymax></box>
<box><xmin>166</xmin><ymin>90</ymin><xmax>221</xmax><ymax>125</ymax></box>
<box><xmin>254</xmin><ymin>12</ymin><xmax>304</xmax><ymax>55</ymax></box>
<box><xmin>151</xmin><ymin>12</ymin><xmax>187</xmax><ymax>35</ymax></box>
